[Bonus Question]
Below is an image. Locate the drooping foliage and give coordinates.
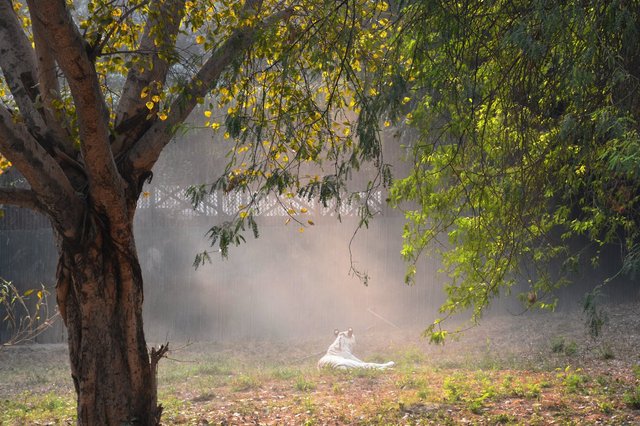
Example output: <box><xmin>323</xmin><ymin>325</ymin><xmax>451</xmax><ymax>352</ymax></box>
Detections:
<box><xmin>388</xmin><ymin>0</ymin><xmax>640</xmax><ymax>341</ymax></box>
<box><xmin>182</xmin><ymin>0</ymin><xmax>400</xmax><ymax>260</ymax></box>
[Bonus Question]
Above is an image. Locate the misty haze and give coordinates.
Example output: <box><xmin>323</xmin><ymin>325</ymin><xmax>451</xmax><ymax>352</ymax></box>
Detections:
<box><xmin>2</xmin><ymin>0</ymin><xmax>640</xmax><ymax>424</ymax></box>
<box><xmin>2</xmin><ymin>130</ymin><xmax>640</xmax><ymax>425</ymax></box>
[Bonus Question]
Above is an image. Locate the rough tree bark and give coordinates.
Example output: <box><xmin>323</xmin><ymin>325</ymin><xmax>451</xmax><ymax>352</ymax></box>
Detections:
<box><xmin>56</xmin><ymin>220</ymin><xmax>166</xmax><ymax>424</ymax></box>
<box><xmin>0</xmin><ymin>0</ymin><xmax>289</xmax><ymax>423</ymax></box>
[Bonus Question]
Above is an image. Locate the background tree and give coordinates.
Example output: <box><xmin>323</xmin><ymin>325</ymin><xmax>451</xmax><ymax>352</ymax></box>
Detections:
<box><xmin>0</xmin><ymin>0</ymin><xmax>394</xmax><ymax>423</ymax></box>
<box><xmin>388</xmin><ymin>0</ymin><xmax>640</xmax><ymax>341</ymax></box>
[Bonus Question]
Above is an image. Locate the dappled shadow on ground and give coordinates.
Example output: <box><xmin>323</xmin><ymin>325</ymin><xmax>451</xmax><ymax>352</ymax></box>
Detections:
<box><xmin>1</xmin><ymin>303</ymin><xmax>640</xmax><ymax>424</ymax></box>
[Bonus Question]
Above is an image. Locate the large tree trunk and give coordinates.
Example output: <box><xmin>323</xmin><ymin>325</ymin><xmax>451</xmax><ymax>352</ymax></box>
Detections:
<box><xmin>0</xmin><ymin>1</ymin><xmax>290</xmax><ymax>424</ymax></box>
<box><xmin>56</xmin><ymin>215</ymin><xmax>164</xmax><ymax>425</ymax></box>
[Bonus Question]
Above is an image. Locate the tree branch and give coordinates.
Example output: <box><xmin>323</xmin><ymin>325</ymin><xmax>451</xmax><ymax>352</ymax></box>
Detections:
<box><xmin>30</xmin><ymin>0</ymin><xmax>129</xmax><ymax>236</ymax></box>
<box><xmin>126</xmin><ymin>6</ymin><xmax>293</xmax><ymax>176</ymax></box>
<box><xmin>114</xmin><ymin>0</ymin><xmax>185</xmax><ymax>149</ymax></box>
<box><xmin>0</xmin><ymin>187</ymin><xmax>42</xmax><ymax>211</ymax></box>
<box><xmin>93</xmin><ymin>0</ymin><xmax>152</xmax><ymax>60</ymax></box>
<box><xmin>0</xmin><ymin>1</ymin><xmax>77</xmax><ymax>166</ymax></box>
<box><xmin>0</xmin><ymin>106</ymin><xmax>82</xmax><ymax>238</ymax></box>
<box><xmin>27</xmin><ymin>1</ymin><xmax>60</xmax><ymax>100</ymax></box>
<box><xmin>25</xmin><ymin>0</ymin><xmax>75</xmax><ymax>157</ymax></box>
<box><xmin>0</xmin><ymin>2</ymin><xmax>48</xmax><ymax>137</ymax></box>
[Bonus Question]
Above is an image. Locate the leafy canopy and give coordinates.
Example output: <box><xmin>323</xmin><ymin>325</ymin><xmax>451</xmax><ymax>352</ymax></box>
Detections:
<box><xmin>0</xmin><ymin>0</ymin><xmax>399</xmax><ymax>249</ymax></box>
<box><xmin>388</xmin><ymin>0</ymin><xmax>640</xmax><ymax>342</ymax></box>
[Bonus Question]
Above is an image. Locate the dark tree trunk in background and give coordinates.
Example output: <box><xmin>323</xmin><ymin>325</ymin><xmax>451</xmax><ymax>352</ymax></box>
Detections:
<box><xmin>56</xmin><ymin>217</ymin><xmax>164</xmax><ymax>425</ymax></box>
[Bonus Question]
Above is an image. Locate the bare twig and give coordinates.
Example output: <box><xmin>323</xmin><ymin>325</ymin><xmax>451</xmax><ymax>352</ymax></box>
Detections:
<box><xmin>0</xmin><ymin>279</ymin><xmax>59</xmax><ymax>348</ymax></box>
<box><xmin>367</xmin><ymin>308</ymin><xmax>401</xmax><ymax>330</ymax></box>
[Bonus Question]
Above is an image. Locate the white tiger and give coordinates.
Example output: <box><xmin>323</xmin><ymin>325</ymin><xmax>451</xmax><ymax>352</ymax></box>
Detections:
<box><xmin>317</xmin><ymin>328</ymin><xmax>395</xmax><ymax>370</ymax></box>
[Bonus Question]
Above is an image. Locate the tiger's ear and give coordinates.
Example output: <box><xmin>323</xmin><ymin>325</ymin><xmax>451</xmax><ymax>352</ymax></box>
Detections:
<box><xmin>334</xmin><ymin>329</ymin><xmax>340</xmax><ymax>336</ymax></box>
<box><xmin>347</xmin><ymin>328</ymin><xmax>353</xmax><ymax>337</ymax></box>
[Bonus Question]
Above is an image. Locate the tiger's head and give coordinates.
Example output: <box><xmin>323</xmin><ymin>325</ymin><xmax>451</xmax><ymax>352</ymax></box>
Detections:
<box><xmin>326</xmin><ymin>327</ymin><xmax>356</xmax><ymax>356</ymax></box>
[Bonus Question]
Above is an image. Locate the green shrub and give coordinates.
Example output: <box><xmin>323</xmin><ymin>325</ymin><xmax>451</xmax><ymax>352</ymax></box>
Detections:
<box><xmin>564</xmin><ymin>341</ymin><xmax>578</xmax><ymax>356</ymax></box>
<box><xmin>560</xmin><ymin>367</ymin><xmax>587</xmax><ymax>394</ymax></box>
<box><xmin>598</xmin><ymin>344</ymin><xmax>615</xmax><ymax>360</ymax></box>
<box><xmin>443</xmin><ymin>377</ymin><xmax>462</xmax><ymax>402</ymax></box>
<box><xmin>468</xmin><ymin>398</ymin><xmax>484</xmax><ymax>414</ymax></box>
<box><xmin>624</xmin><ymin>386</ymin><xmax>640</xmax><ymax>409</ymax></box>
<box><xmin>230</xmin><ymin>374</ymin><xmax>260</xmax><ymax>392</ymax></box>
<box><xmin>551</xmin><ymin>336</ymin><xmax>566</xmax><ymax>353</ymax></box>
<box><xmin>599</xmin><ymin>401</ymin><xmax>614</xmax><ymax>414</ymax></box>
<box><xmin>295</xmin><ymin>377</ymin><xmax>317</xmax><ymax>392</ymax></box>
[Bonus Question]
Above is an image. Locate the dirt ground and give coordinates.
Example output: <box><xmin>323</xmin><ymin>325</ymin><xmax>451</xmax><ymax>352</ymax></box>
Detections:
<box><xmin>1</xmin><ymin>302</ymin><xmax>640</xmax><ymax>425</ymax></box>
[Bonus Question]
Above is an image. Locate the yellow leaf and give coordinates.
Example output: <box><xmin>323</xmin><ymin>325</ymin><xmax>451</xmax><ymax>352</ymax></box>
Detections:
<box><xmin>300</xmin><ymin>207</ymin><xmax>308</xmax><ymax>213</ymax></box>
<box><xmin>24</xmin><ymin>289</ymin><xmax>34</xmax><ymax>296</ymax></box>
<box><xmin>239</xmin><ymin>211</ymin><xmax>248</xmax><ymax>218</ymax></box>
<box><xmin>405</xmin><ymin>112</ymin><xmax>413</xmax><ymax>124</ymax></box>
<box><xmin>157</xmin><ymin>112</ymin><xmax>168</xmax><ymax>121</ymax></box>
<box><xmin>112</xmin><ymin>8</ymin><xmax>122</xmax><ymax>18</ymax></box>
<box><xmin>384</xmin><ymin>120</ymin><xmax>391</xmax><ymax>127</ymax></box>
<box><xmin>152</xmin><ymin>95</ymin><xmax>160</xmax><ymax>103</ymax></box>
<box><xmin>142</xmin><ymin>191</ymin><xmax>151</xmax><ymax>198</ymax></box>
<box><xmin>298</xmin><ymin>227</ymin><xmax>305</xmax><ymax>233</ymax></box>
<box><xmin>145</xmin><ymin>101</ymin><xmax>154</xmax><ymax>110</ymax></box>
<box><xmin>37</xmin><ymin>290</ymin><xmax>43</xmax><ymax>299</ymax></box>
<box><xmin>196</xmin><ymin>35</ymin><xmax>205</xmax><ymax>44</ymax></box>
<box><xmin>211</xmin><ymin>122</ymin><xmax>220</xmax><ymax>129</ymax></box>
<box><xmin>204</xmin><ymin>110</ymin><xmax>212</xmax><ymax>118</ymax></box>
<box><xmin>307</xmin><ymin>220</ymin><xmax>315</xmax><ymax>225</ymax></box>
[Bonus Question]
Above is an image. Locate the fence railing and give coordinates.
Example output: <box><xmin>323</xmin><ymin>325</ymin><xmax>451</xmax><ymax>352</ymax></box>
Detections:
<box><xmin>1</xmin><ymin>186</ymin><xmax>393</xmax><ymax>230</ymax></box>
<box><xmin>138</xmin><ymin>185</ymin><xmax>387</xmax><ymax>217</ymax></box>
